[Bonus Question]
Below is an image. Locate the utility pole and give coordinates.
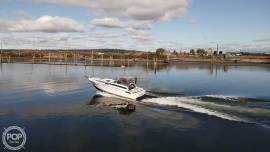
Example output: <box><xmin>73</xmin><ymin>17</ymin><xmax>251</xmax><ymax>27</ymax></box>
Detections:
<box><xmin>64</xmin><ymin>49</ymin><xmax>67</xmax><ymax>64</ymax></box>
<box><xmin>101</xmin><ymin>54</ymin><xmax>103</xmax><ymax>66</ymax></box>
<box><xmin>147</xmin><ymin>52</ymin><xmax>149</xmax><ymax>67</ymax></box>
<box><xmin>49</xmin><ymin>52</ymin><xmax>51</xmax><ymax>63</ymax></box>
<box><xmin>1</xmin><ymin>40</ymin><xmax>2</xmax><ymax>54</ymax></box>
<box><xmin>73</xmin><ymin>53</ymin><xmax>76</xmax><ymax>65</ymax></box>
<box><xmin>33</xmin><ymin>37</ymin><xmax>36</xmax><ymax>64</ymax></box>
<box><xmin>128</xmin><ymin>56</ymin><xmax>130</xmax><ymax>67</ymax></box>
<box><xmin>91</xmin><ymin>50</ymin><xmax>93</xmax><ymax>65</ymax></box>
<box><xmin>0</xmin><ymin>40</ymin><xmax>2</xmax><ymax>63</ymax></box>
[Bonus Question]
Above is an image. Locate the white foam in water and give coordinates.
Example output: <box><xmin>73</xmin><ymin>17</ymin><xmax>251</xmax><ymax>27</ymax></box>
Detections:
<box><xmin>142</xmin><ymin>97</ymin><xmax>244</xmax><ymax>122</ymax></box>
<box><xmin>204</xmin><ymin>95</ymin><xmax>241</xmax><ymax>101</ymax></box>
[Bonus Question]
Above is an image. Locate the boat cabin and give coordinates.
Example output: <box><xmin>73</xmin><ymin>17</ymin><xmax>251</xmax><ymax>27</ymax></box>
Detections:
<box><xmin>117</xmin><ymin>77</ymin><xmax>137</xmax><ymax>85</ymax></box>
<box><xmin>117</xmin><ymin>77</ymin><xmax>137</xmax><ymax>90</ymax></box>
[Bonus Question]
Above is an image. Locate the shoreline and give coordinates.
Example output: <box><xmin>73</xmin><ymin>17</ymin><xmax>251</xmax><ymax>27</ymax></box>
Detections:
<box><xmin>1</xmin><ymin>60</ymin><xmax>270</xmax><ymax>67</ymax></box>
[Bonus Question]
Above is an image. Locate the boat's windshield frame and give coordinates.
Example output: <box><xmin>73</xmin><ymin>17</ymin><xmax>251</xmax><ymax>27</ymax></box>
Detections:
<box><xmin>116</xmin><ymin>77</ymin><xmax>137</xmax><ymax>86</ymax></box>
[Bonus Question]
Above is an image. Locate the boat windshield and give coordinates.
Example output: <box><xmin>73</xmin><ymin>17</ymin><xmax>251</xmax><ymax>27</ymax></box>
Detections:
<box><xmin>116</xmin><ymin>77</ymin><xmax>137</xmax><ymax>86</ymax></box>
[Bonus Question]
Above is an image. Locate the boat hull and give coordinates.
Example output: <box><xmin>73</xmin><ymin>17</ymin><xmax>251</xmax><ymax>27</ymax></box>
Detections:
<box><xmin>88</xmin><ymin>77</ymin><xmax>145</xmax><ymax>100</ymax></box>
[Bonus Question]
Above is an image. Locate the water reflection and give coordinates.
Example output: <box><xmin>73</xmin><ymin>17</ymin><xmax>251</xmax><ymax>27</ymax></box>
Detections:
<box><xmin>88</xmin><ymin>94</ymin><xmax>136</xmax><ymax>115</ymax></box>
<box><xmin>1</xmin><ymin>63</ymin><xmax>270</xmax><ymax>152</ymax></box>
<box><xmin>1</xmin><ymin>63</ymin><xmax>270</xmax><ymax>101</ymax></box>
<box><xmin>142</xmin><ymin>62</ymin><xmax>270</xmax><ymax>77</ymax></box>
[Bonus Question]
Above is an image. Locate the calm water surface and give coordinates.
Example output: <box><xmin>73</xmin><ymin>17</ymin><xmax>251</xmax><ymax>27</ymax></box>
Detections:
<box><xmin>0</xmin><ymin>63</ymin><xmax>270</xmax><ymax>152</ymax></box>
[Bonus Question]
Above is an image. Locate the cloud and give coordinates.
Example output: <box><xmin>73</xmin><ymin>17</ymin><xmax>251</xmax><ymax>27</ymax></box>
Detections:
<box><xmin>13</xmin><ymin>0</ymin><xmax>191</xmax><ymax>49</ymax></box>
<box><xmin>37</xmin><ymin>33</ymin><xmax>70</xmax><ymax>43</ymax></box>
<box><xmin>0</xmin><ymin>15</ymin><xmax>85</xmax><ymax>33</ymax></box>
<box><xmin>90</xmin><ymin>18</ymin><xmax>154</xmax><ymax>42</ymax></box>
<box><xmin>11</xmin><ymin>15</ymin><xmax>85</xmax><ymax>32</ymax></box>
<box><xmin>0</xmin><ymin>33</ymin><xmax>70</xmax><ymax>48</ymax></box>
<box><xmin>0</xmin><ymin>20</ymin><xmax>11</xmax><ymax>32</ymax></box>
<box><xmin>126</xmin><ymin>28</ymin><xmax>153</xmax><ymax>41</ymax></box>
<box><xmin>31</xmin><ymin>0</ymin><xmax>189</xmax><ymax>21</ymax></box>
<box><xmin>91</xmin><ymin>18</ymin><xmax>124</xmax><ymax>28</ymax></box>
<box><xmin>156</xmin><ymin>40</ymin><xmax>182</xmax><ymax>49</ymax></box>
<box><xmin>91</xmin><ymin>17</ymin><xmax>154</xmax><ymax>31</ymax></box>
<box><xmin>253</xmin><ymin>38</ymin><xmax>270</xmax><ymax>43</ymax></box>
<box><xmin>187</xmin><ymin>18</ymin><xmax>197</xmax><ymax>25</ymax></box>
<box><xmin>127</xmin><ymin>20</ymin><xmax>153</xmax><ymax>30</ymax></box>
<box><xmin>0</xmin><ymin>31</ymin><xmax>132</xmax><ymax>49</ymax></box>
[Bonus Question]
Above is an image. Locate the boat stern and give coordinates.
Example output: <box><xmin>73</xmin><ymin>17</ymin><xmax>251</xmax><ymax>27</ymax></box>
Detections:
<box><xmin>130</xmin><ymin>88</ymin><xmax>146</xmax><ymax>101</ymax></box>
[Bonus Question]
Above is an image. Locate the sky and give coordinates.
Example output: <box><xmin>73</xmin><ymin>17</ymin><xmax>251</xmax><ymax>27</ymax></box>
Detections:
<box><xmin>0</xmin><ymin>0</ymin><xmax>270</xmax><ymax>52</ymax></box>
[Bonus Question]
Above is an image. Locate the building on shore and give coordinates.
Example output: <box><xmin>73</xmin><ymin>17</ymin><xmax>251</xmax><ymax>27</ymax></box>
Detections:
<box><xmin>207</xmin><ymin>48</ymin><xmax>213</xmax><ymax>56</ymax></box>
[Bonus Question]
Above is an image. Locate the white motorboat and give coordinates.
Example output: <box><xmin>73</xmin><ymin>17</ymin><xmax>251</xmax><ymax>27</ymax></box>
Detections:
<box><xmin>87</xmin><ymin>76</ymin><xmax>146</xmax><ymax>100</ymax></box>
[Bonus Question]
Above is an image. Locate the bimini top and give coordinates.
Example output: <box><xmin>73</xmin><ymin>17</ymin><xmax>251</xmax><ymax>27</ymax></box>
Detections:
<box><xmin>117</xmin><ymin>77</ymin><xmax>137</xmax><ymax>86</ymax></box>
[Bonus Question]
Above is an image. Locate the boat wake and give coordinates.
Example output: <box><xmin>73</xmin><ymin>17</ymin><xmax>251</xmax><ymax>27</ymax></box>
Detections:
<box><xmin>204</xmin><ymin>95</ymin><xmax>241</xmax><ymax>101</ymax></box>
<box><xmin>142</xmin><ymin>96</ymin><xmax>244</xmax><ymax>122</ymax></box>
<box><xmin>94</xmin><ymin>90</ymin><xmax>270</xmax><ymax>126</ymax></box>
<box><xmin>141</xmin><ymin>95</ymin><xmax>270</xmax><ymax>126</ymax></box>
